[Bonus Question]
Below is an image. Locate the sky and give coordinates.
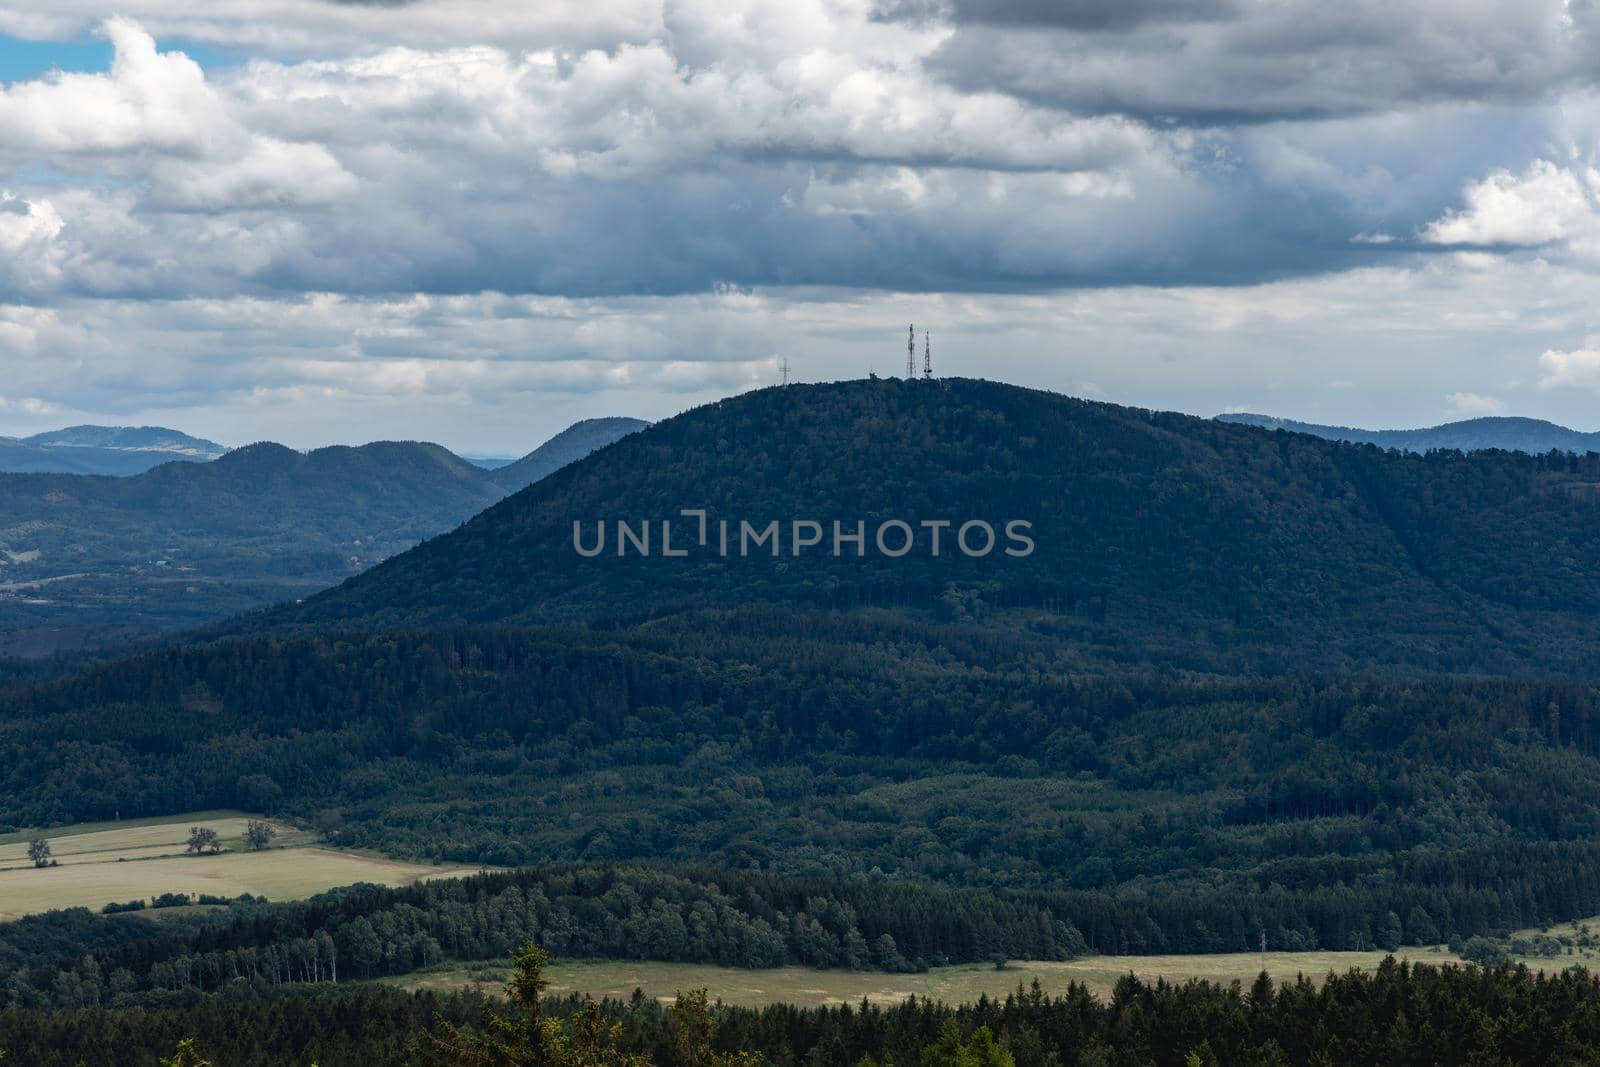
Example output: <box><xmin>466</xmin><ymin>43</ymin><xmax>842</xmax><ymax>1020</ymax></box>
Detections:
<box><xmin>2</xmin><ymin>2</ymin><xmax>1600</xmax><ymax>451</ymax></box>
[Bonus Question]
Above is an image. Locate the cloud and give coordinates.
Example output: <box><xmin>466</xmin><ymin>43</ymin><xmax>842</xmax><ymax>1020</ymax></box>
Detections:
<box><xmin>0</xmin><ymin>9</ymin><xmax>1590</xmax><ymax>307</ymax></box>
<box><xmin>0</xmin><ymin>253</ymin><xmax>1593</xmax><ymax>453</ymax></box>
<box><xmin>1423</xmin><ymin>160</ymin><xmax>1600</xmax><ymax>246</ymax></box>
<box><xmin>922</xmin><ymin>1</ymin><xmax>1600</xmax><ymax>124</ymax></box>
<box><xmin>1539</xmin><ymin>342</ymin><xmax>1600</xmax><ymax>390</ymax></box>
<box><xmin>0</xmin><ymin>18</ymin><xmax>232</xmax><ymax>156</ymax></box>
<box><xmin>6</xmin><ymin>5</ymin><xmax>1600</xmax><ymax>447</ymax></box>
<box><xmin>0</xmin><ymin>20</ymin><xmax>357</xmax><ymax>223</ymax></box>
<box><xmin>149</xmin><ymin>137</ymin><xmax>358</xmax><ymax>211</ymax></box>
<box><xmin>0</xmin><ymin>0</ymin><xmax>662</xmax><ymax>57</ymax></box>
<box><xmin>1447</xmin><ymin>391</ymin><xmax>1505</xmax><ymax>415</ymax></box>
<box><xmin>0</xmin><ymin>192</ymin><xmax>65</xmax><ymax>291</ymax></box>
<box><xmin>0</xmin><ymin>394</ymin><xmax>60</xmax><ymax>416</ymax></box>
<box><xmin>879</xmin><ymin>0</ymin><xmax>1243</xmax><ymax>32</ymax></box>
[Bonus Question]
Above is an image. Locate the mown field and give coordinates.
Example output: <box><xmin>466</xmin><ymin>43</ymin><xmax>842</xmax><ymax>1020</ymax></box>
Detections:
<box><xmin>391</xmin><ymin>948</ymin><xmax>1469</xmax><ymax>1007</ymax></box>
<box><xmin>396</xmin><ymin>915</ymin><xmax>1600</xmax><ymax>1009</ymax></box>
<box><xmin>0</xmin><ymin>811</ymin><xmax>479</xmax><ymax>920</ymax></box>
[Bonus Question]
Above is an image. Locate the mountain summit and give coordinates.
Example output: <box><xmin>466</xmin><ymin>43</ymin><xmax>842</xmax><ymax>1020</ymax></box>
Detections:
<box><xmin>490</xmin><ymin>416</ymin><xmax>647</xmax><ymax>493</ymax></box>
<box><xmin>263</xmin><ymin>377</ymin><xmax>1600</xmax><ymax>673</ymax></box>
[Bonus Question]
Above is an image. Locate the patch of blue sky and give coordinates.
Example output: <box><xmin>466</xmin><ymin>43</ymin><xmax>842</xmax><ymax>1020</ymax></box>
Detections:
<box><xmin>0</xmin><ymin>33</ymin><xmax>241</xmax><ymax>83</ymax></box>
<box><xmin>7</xmin><ymin>163</ymin><xmax>111</xmax><ymax>190</ymax></box>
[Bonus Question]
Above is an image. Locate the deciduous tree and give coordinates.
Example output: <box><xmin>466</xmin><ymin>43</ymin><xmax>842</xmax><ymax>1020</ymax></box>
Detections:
<box><xmin>25</xmin><ymin>836</ymin><xmax>50</xmax><ymax>868</ymax></box>
<box><xmin>186</xmin><ymin>827</ymin><xmax>221</xmax><ymax>855</ymax></box>
<box><xmin>244</xmin><ymin>820</ymin><xmax>277</xmax><ymax>850</ymax></box>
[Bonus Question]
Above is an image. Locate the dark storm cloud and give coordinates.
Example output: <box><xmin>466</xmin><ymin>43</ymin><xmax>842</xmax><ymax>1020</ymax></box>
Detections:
<box><xmin>922</xmin><ymin>0</ymin><xmax>1600</xmax><ymax>125</ymax></box>
<box><xmin>877</xmin><ymin>0</ymin><xmax>1240</xmax><ymax>32</ymax></box>
<box><xmin>231</xmin><ymin>108</ymin><xmax>1535</xmax><ymax>299</ymax></box>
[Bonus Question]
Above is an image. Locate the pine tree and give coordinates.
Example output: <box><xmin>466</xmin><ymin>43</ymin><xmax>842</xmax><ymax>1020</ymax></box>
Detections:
<box><xmin>161</xmin><ymin>1039</ymin><xmax>213</xmax><ymax>1067</ymax></box>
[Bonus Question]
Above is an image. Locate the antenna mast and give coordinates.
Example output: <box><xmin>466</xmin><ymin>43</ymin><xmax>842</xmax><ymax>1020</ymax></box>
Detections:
<box><xmin>779</xmin><ymin>357</ymin><xmax>791</xmax><ymax>386</ymax></box>
<box><xmin>907</xmin><ymin>324</ymin><xmax>916</xmax><ymax>379</ymax></box>
<box><xmin>923</xmin><ymin>331</ymin><xmax>932</xmax><ymax>379</ymax></box>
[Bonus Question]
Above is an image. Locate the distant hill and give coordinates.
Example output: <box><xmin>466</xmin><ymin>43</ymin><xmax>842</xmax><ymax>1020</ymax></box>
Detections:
<box><xmin>459</xmin><ymin>453</ymin><xmax>519</xmax><ymax>470</ymax></box>
<box><xmin>488</xmin><ymin>417</ymin><xmax>649</xmax><ymax>493</ymax></box>
<box><xmin>0</xmin><ymin>441</ymin><xmax>503</xmax><ymax>646</ymax></box>
<box><xmin>0</xmin><ymin>425</ymin><xmax>227</xmax><ymax>475</ymax></box>
<box><xmin>254</xmin><ymin>378</ymin><xmax>1600</xmax><ymax>675</ymax></box>
<box><xmin>1217</xmin><ymin>413</ymin><xmax>1600</xmax><ymax>453</ymax></box>
<box><xmin>0</xmin><ymin>417</ymin><xmax>644</xmax><ymax>652</ymax></box>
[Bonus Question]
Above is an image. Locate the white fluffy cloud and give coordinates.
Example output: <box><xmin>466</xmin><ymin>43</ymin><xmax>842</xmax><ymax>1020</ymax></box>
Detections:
<box><xmin>1539</xmin><ymin>342</ymin><xmax>1600</xmax><ymax>391</ymax></box>
<box><xmin>1424</xmin><ymin>160</ymin><xmax>1600</xmax><ymax>247</ymax></box>
<box><xmin>0</xmin><ymin>19</ymin><xmax>359</xmax><ymax>238</ymax></box>
<box><xmin>1447</xmin><ymin>391</ymin><xmax>1505</xmax><ymax>415</ymax></box>
<box><xmin>0</xmin><ymin>18</ymin><xmax>231</xmax><ymax>155</ymax></box>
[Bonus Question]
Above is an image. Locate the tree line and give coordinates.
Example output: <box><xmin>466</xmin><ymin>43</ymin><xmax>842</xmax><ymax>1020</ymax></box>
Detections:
<box><xmin>9</xmin><ymin>951</ymin><xmax>1600</xmax><ymax>1065</ymax></box>
<box><xmin>0</xmin><ymin>866</ymin><xmax>1087</xmax><ymax>1012</ymax></box>
<box><xmin>13</xmin><ymin>859</ymin><xmax>1600</xmax><ymax>1017</ymax></box>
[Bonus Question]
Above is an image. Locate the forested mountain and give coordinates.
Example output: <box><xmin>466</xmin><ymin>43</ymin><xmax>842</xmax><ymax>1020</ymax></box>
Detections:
<box><xmin>1218</xmin><ymin>412</ymin><xmax>1600</xmax><ymax>454</ymax></box>
<box><xmin>0</xmin><ymin>425</ymin><xmax>226</xmax><ymax>476</ymax></box>
<box><xmin>11</xmin><ymin>381</ymin><xmax>1600</xmax><ymax>961</ymax></box>
<box><xmin>0</xmin><ymin>418</ymin><xmax>645</xmax><ymax>655</ymax></box>
<box><xmin>262</xmin><ymin>377</ymin><xmax>1600</xmax><ymax>675</ymax></box>
<box><xmin>488</xmin><ymin>417</ymin><xmax>649</xmax><ymax>492</ymax></box>
<box><xmin>17</xmin><ymin>372</ymin><xmax>1600</xmax><ymax>1057</ymax></box>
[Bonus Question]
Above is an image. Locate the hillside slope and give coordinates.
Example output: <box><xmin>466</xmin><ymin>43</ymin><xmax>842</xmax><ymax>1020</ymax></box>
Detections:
<box><xmin>266</xmin><ymin>377</ymin><xmax>1600</xmax><ymax>674</ymax></box>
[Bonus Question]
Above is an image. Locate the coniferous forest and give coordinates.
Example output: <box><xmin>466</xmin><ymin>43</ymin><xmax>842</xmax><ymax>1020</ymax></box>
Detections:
<box><xmin>11</xmin><ymin>380</ymin><xmax>1600</xmax><ymax>1061</ymax></box>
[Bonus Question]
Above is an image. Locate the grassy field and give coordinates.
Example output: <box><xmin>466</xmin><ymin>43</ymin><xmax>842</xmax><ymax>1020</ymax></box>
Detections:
<box><xmin>0</xmin><ymin>812</ymin><xmax>478</xmax><ymax>921</ymax></box>
<box><xmin>392</xmin><ymin>947</ymin><xmax>1467</xmax><ymax>1007</ymax></box>
<box><xmin>0</xmin><ymin>814</ymin><xmax>315</xmax><ymax>869</ymax></box>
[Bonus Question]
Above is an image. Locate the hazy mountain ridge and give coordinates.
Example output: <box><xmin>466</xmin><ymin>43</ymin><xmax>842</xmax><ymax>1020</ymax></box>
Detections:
<box><xmin>1218</xmin><ymin>412</ymin><xmax>1600</xmax><ymax>454</ymax></box>
<box><xmin>21</xmin><ymin>425</ymin><xmax>227</xmax><ymax>456</ymax></box>
<box><xmin>0</xmin><ymin>425</ymin><xmax>228</xmax><ymax>476</ymax></box>
<box><xmin>488</xmin><ymin>416</ymin><xmax>650</xmax><ymax>492</ymax></box>
<box><xmin>0</xmin><ymin>419</ymin><xmax>646</xmax><ymax>653</ymax></box>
